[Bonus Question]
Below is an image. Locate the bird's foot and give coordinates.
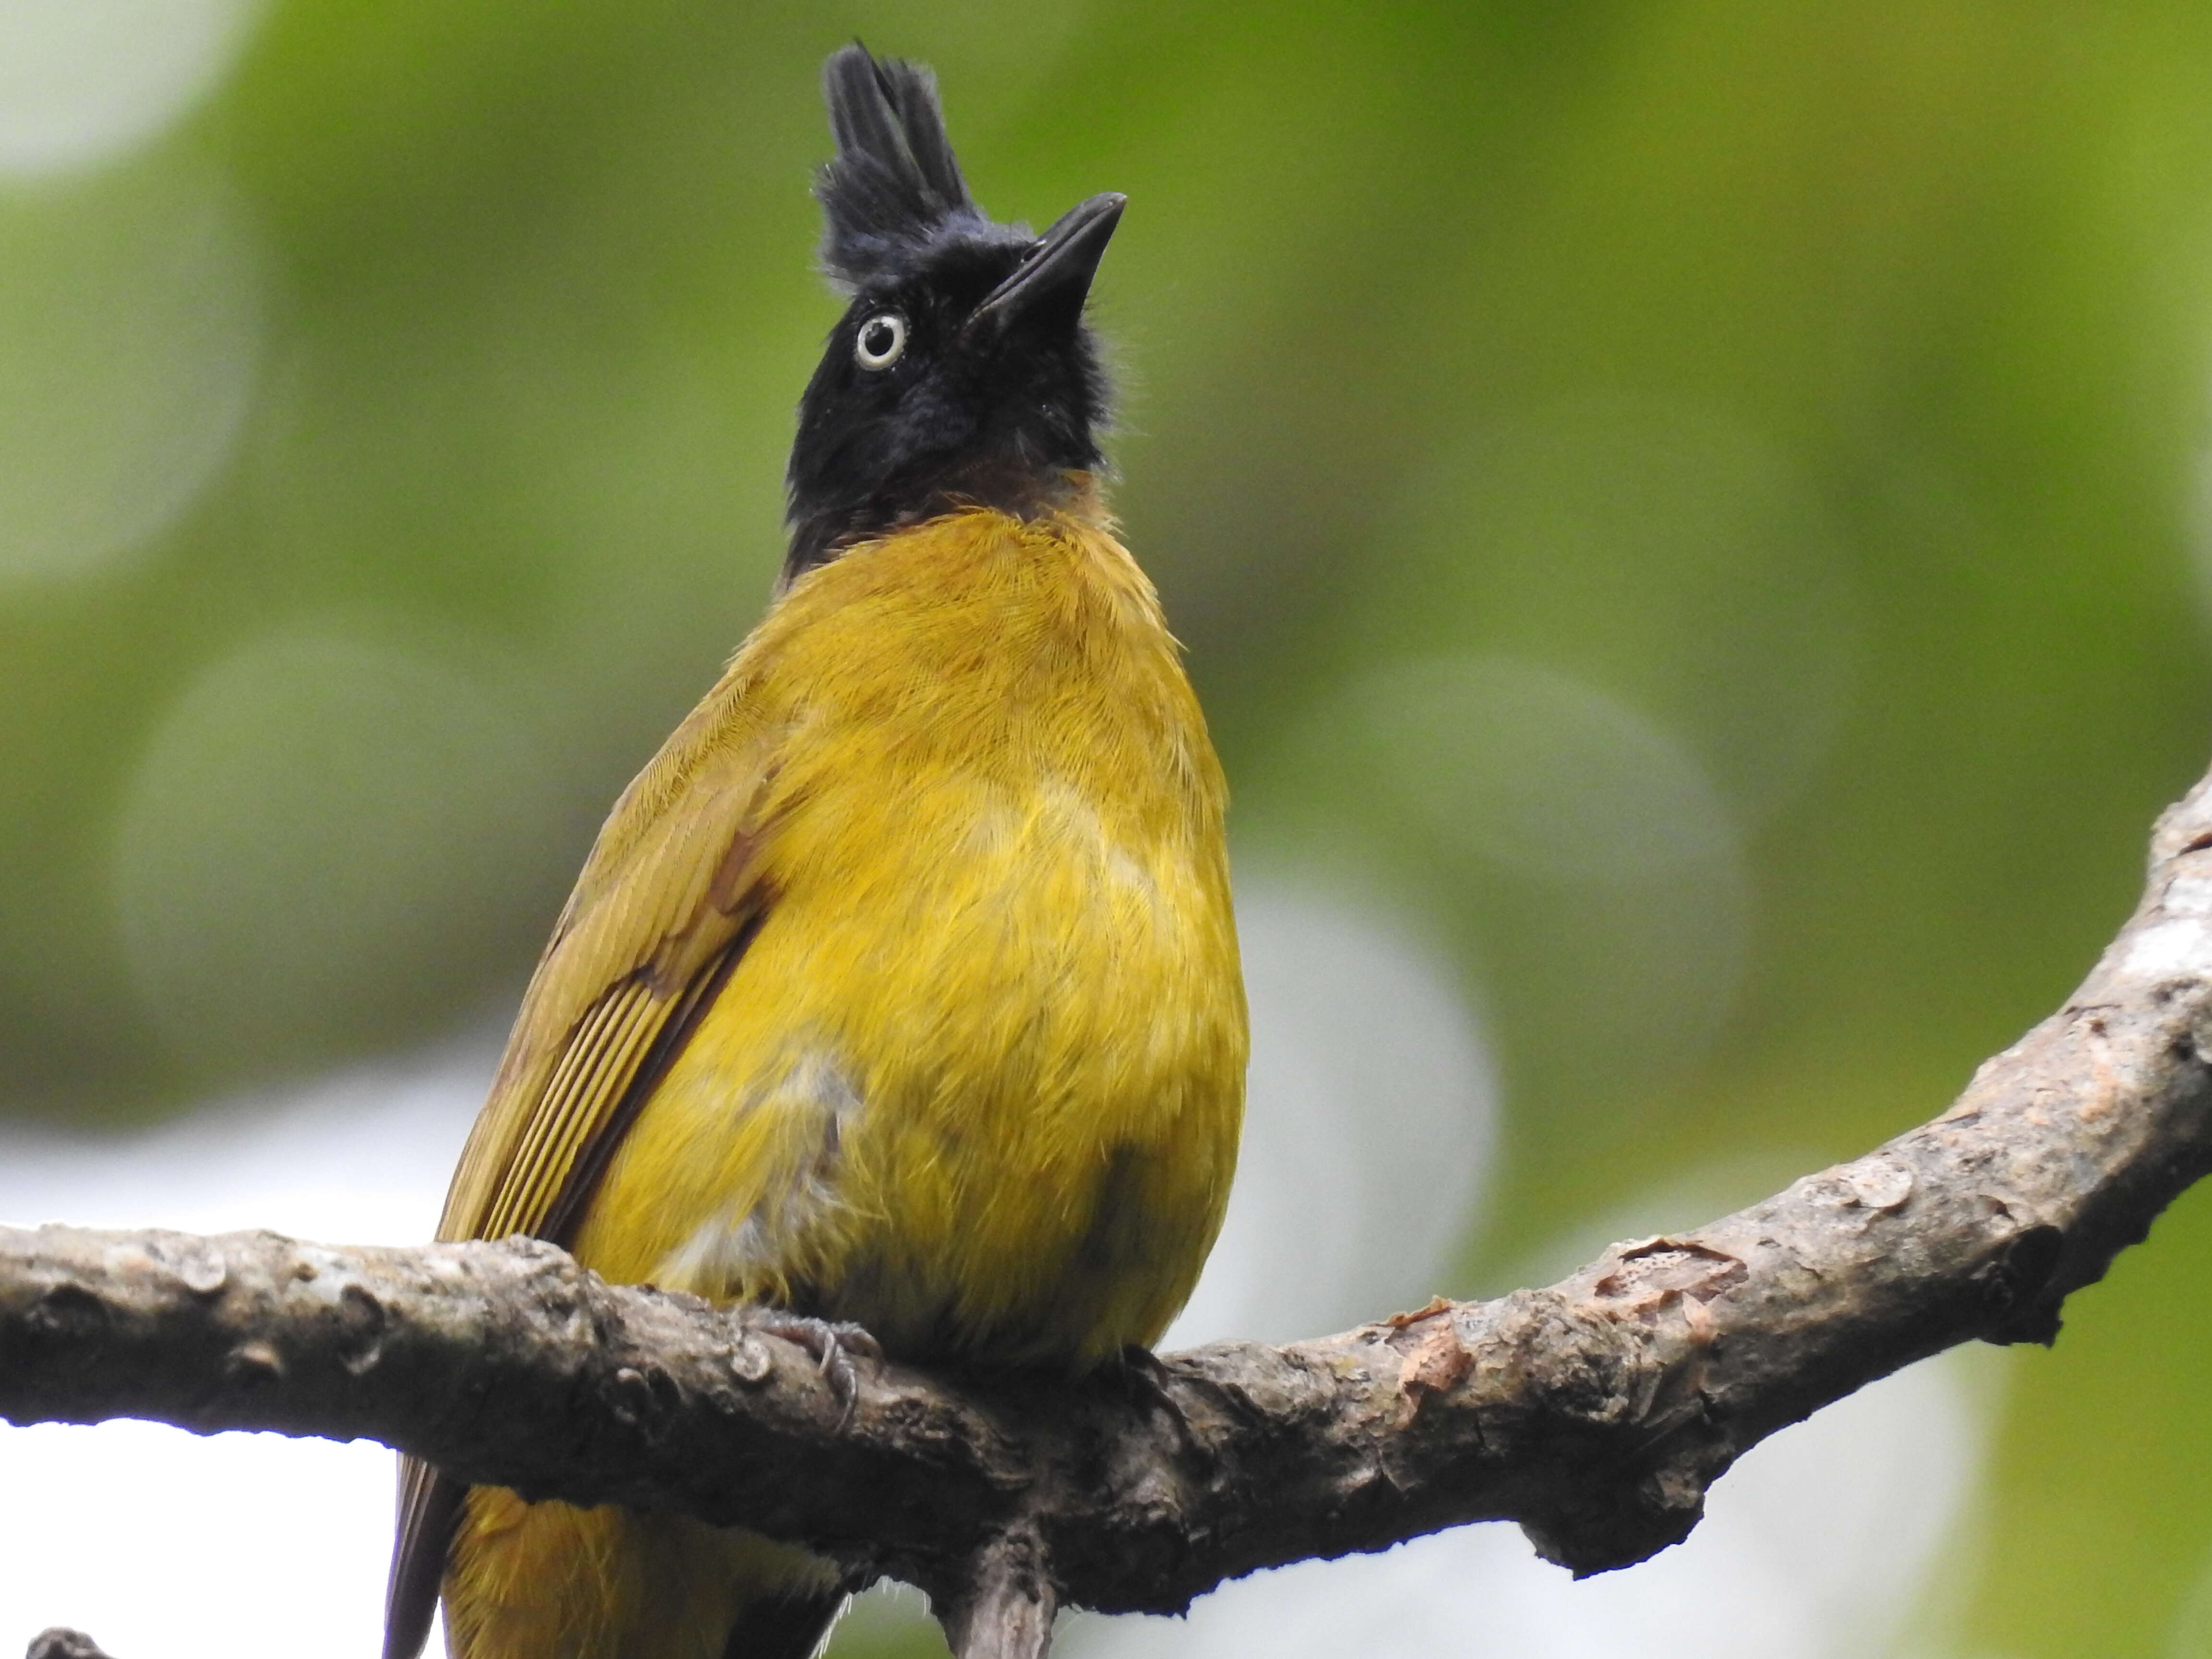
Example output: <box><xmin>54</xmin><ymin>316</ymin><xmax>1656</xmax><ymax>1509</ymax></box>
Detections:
<box><xmin>747</xmin><ymin>1311</ymin><xmax>881</xmax><ymax>1424</ymax></box>
<box><xmin>1111</xmin><ymin>1343</ymin><xmax>1204</xmax><ymax>1460</ymax></box>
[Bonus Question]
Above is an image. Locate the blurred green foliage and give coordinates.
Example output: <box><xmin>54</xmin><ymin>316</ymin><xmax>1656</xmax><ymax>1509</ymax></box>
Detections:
<box><xmin>6</xmin><ymin>0</ymin><xmax>2212</xmax><ymax>1652</ymax></box>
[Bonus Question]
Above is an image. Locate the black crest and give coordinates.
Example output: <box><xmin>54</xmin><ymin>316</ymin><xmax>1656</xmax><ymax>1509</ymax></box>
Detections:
<box><xmin>784</xmin><ymin>45</ymin><xmax>1124</xmax><ymax>584</ymax></box>
<box><xmin>817</xmin><ymin>47</ymin><xmax>986</xmax><ymax>287</ymax></box>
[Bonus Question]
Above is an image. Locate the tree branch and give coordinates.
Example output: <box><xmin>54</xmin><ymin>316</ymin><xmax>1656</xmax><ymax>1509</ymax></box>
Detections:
<box><xmin>10</xmin><ymin>764</ymin><xmax>2212</xmax><ymax>1656</ymax></box>
<box><xmin>26</xmin><ymin>1632</ymin><xmax>116</xmax><ymax>1659</ymax></box>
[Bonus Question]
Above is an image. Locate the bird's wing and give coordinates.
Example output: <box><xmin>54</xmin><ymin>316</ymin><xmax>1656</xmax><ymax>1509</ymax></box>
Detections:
<box><xmin>385</xmin><ymin>692</ymin><xmax>783</xmax><ymax>1659</ymax></box>
<box><xmin>438</xmin><ymin>768</ymin><xmax>777</xmax><ymax>1245</ymax></box>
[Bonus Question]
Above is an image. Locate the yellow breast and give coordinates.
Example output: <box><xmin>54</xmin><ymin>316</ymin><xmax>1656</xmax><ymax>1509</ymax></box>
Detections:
<box><xmin>569</xmin><ymin>506</ymin><xmax>1246</xmax><ymax>1370</ymax></box>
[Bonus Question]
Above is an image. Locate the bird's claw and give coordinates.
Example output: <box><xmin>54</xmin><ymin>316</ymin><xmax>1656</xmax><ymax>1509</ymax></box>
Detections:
<box><xmin>1117</xmin><ymin>1341</ymin><xmax>1172</xmax><ymax>1390</ymax></box>
<box><xmin>747</xmin><ymin>1312</ymin><xmax>881</xmax><ymax>1424</ymax></box>
<box><xmin>1113</xmin><ymin>1343</ymin><xmax>1204</xmax><ymax>1460</ymax></box>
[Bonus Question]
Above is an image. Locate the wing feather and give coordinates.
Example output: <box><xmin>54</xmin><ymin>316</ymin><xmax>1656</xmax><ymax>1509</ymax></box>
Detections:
<box><xmin>439</xmin><ymin>727</ymin><xmax>776</xmax><ymax>1246</ymax></box>
<box><xmin>481</xmin><ymin>976</ymin><xmax>664</xmax><ymax>1242</ymax></box>
<box><xmin>384</xmin><ymin>689</ymin><xmax>782</xmax><ymax>1659</ymax></box>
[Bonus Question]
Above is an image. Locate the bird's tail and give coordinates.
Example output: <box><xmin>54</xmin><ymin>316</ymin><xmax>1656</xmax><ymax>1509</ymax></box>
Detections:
<box><xmin>438</xmin><ymin>1483</ymin><xmax>845</xmax><ymax>1659</ymax></box>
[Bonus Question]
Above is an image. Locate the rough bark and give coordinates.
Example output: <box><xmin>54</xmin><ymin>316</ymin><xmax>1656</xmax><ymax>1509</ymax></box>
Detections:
<box><xmin>25</xmin><ymin>1633</ymin><xmax>115</xmax><ymax>1659</ymax></box>
<box><xmin>9</xmin><ymin>765</ymin><xmax>2212</xmax><ymax>1657</ymax></box>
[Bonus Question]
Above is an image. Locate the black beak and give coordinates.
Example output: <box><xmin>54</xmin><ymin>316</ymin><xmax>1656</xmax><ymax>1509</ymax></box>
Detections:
<box><xmin>968</xmin><ymin>192</ymin><xmax>1126</xmax><ymax>332</ymax></box>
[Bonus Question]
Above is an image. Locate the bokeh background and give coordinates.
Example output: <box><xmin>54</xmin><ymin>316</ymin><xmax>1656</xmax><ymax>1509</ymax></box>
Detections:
<box><xmin>3</xmin><ymin>0</ymin><xmax>2211</xmax><ymax>1655</ymax></box>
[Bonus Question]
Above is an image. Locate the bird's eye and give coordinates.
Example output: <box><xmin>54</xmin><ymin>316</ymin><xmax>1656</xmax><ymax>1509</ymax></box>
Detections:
<box><xmin>854</xmin><ymin>313</ymin><xmax>907</xmax><ymax>370</ymax></box>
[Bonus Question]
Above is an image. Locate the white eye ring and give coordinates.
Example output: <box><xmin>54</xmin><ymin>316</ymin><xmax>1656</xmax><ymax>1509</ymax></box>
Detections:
<box><xmin>854</xmin><ymin>312</ymin><xmax>907</xmax><ymax>370</ymax></box>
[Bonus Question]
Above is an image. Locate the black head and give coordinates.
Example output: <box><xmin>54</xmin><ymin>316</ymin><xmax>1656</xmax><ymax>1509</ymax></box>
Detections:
<box><xmin>782</xmin><ymin>45</ymin><xmax>1122</xmax><ymax>584</ymax></box>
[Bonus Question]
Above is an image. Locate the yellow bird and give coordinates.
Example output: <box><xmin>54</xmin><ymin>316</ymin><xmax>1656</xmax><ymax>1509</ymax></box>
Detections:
<box><xmin>382</xmin><ymin>43</ymin><xmax>1247</xmax><ymax>1659</ymax></box>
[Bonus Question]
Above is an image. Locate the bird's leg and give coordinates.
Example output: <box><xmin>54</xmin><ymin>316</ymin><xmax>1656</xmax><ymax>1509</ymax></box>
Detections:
<box><xmin>1108</xmin><ymin>1343</ymin><xmax>1205</xmax><ymax>1465</ymax></box>
<box><xmin>745</xmin><ymin>1310</ymin><xmax>882</xmax><ymax>1423</ymax></box>
<box><xmin>1114</xmin><ymin>1341</ymin><xmax>1171</xmax><ymax>1388</ymax></box>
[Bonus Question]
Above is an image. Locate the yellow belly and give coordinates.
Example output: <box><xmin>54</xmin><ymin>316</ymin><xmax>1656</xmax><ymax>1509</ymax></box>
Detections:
<box><xmin>572</xmin><ymin>506</ymin><xmax>1245</xmax><ymax>1370</ymax></box>
<box><xmin>444</xmin><ymin>509</ymin><xmax>1243</xmax><ymax>1659</ymax></box>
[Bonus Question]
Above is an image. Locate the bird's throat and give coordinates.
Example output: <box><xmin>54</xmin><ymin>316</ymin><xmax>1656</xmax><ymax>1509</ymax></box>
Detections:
<box><xmin>781</xmin><ymin>462</ymin><xmax>1107</xmax><ymax>588</ymax></box>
